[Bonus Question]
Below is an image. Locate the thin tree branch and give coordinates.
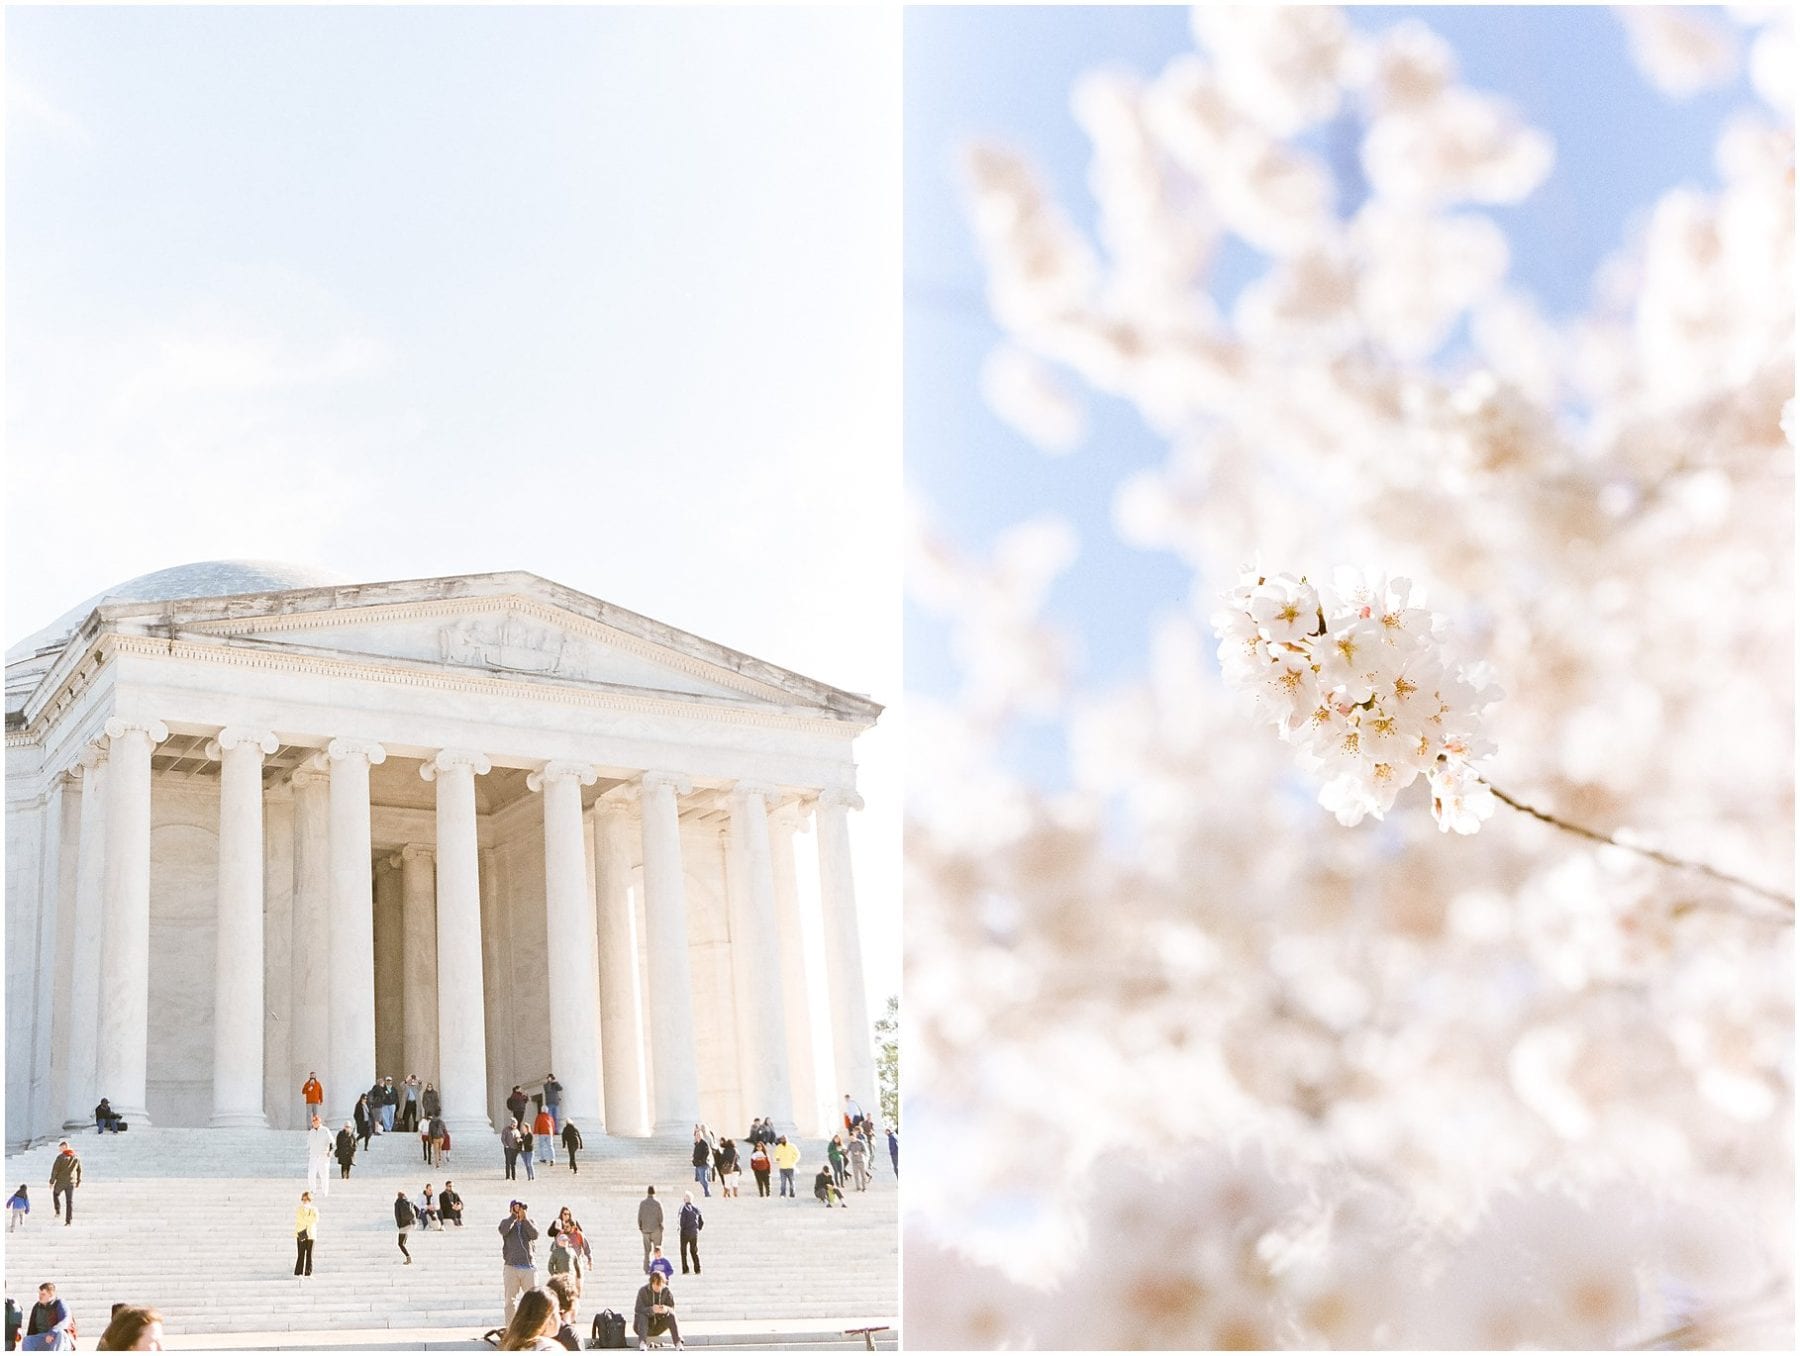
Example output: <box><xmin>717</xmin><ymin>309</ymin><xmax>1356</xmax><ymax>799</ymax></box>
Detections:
<box><xmin>1486</xmin><ymin>784</ymin><xmax>1794</xmax><ymax>914</ymax></box>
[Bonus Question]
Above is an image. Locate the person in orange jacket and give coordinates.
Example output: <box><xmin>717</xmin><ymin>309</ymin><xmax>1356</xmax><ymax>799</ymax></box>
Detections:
<box><xmin>533</xmin><ymin>1106</ymin><xmax>557</xmax><ymax>1165</ymax></box>
<box><xmin>301</xmin><ymin>1072</ymin><xmax>324</xmax><ymax>1123</ymax></box>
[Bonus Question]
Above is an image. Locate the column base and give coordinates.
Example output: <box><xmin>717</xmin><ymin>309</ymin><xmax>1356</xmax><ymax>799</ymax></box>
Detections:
<box><xmin>111</xmin><ymin>1108</ymin><xmax>152</xmax><ymax>1127</ymax></box>
<box><xmin>651</xmin><ymin>1119</ymin><xmax>701</xmax><ymax>1138</ymax></box>
<box><xmin>61</xmin><ymin>1118</ymin><xmax>95</xmax><ymax>1132</ymax></box>
<box><xmin>210</xmin><ymin>1111</ymin><xmax>271</xmax><ymax>1129</ymax></box>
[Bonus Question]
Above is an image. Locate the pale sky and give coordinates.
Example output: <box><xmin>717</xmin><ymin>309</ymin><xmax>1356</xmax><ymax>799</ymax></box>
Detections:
<box><xmin>5</xmin><ymin>6</ymin><xmax>902</xmax><ymax>1005</ymax></box>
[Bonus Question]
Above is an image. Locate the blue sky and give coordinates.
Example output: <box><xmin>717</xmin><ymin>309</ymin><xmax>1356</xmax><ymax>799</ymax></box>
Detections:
<box><xmin>904</xmin><ymin>5</ymin><xmax>1757</xmax><ymax>790</ymax></box>
<box><xmin>6</xmin><ymin>5</ymin><xmax>901</xmax><ymax>1000</ymax></box>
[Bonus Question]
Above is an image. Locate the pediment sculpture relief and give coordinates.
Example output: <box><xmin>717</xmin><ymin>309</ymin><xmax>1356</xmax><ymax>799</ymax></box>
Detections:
<box><xmin>438</xmin><ymin>614</ymin><xmax>599</xmax><ymax>677</ymax></box>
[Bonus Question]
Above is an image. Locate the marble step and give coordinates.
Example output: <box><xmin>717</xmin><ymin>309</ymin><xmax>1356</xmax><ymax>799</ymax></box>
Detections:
<box><xmin>4</xmin><ymin>1132</ymin><xmax>895</xmax><ymax>1338</ymax></box>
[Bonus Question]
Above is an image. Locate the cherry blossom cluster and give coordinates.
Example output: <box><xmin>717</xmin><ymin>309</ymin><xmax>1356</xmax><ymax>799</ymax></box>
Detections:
<box><xmin>1212</xmin><ymin>567</ymin><xmax>1502</xmax><ymax>832</ymax></box>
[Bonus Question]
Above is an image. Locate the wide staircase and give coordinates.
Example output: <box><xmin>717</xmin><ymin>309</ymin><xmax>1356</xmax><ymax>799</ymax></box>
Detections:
<box><xmin>3</xmin><ymin>1126</ymin><xmax>896</xmax><ymax>1343</ymax></box>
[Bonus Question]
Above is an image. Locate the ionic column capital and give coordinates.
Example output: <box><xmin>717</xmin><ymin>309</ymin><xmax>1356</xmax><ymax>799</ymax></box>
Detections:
<box><xmin>730</xmin><ymin>780</ymin><xmax>783</xmax><ymax>807</ymax></box>
<box><xmin>317</xmin><ymin>738</ymin><xmax>387</xmax><ymax>769</ymax></box>
<box><xmin>388</xmin><ymin>844</ymin><xmax>435</xmax><ymax>869</ymax></box>
<box><xmin>421</xmin><ymin>749</ymin><xmax>491</xmax><ymax>782</ymax></box>
<box><xmin>596</xmin><ymin>789</ymin><xmax>637</xmax><ymax>817</ymax></box>
<box><xmin>818</xmin><ymin>786</ymin><xmax>864</xmax><ymax>812</ymax></box>
<box><xmin>527</xmin><ymin>760</ymin><xmax>599</xmax><ymax>793</ymax></box>
<box><xmin>206</xmin><ymin>727</ymin><xmax>279</xmax><ymax>760</ymax></box>
<box><xmin>770</xmin><ymin>800</ymin><xmax>811</xmax><ymax>831</ymax></box>
<box><xmin>640</xmin><ymin>770</ymin><xmax>694</xmax><ymax>798</ymax></box>
<box><xmin>288</xmin><ymin>764</ymin><xmax>330</xmax><ymax>790</ymax></box>
<box><xmin>103</xmin><ymin>717</ymin><xmax>169</xmax><ymax>747</ymax></box>
<box><xmin>76</xmin><ymin>742</ymin><xmax>109</xmax><ymax>775</ymax></box>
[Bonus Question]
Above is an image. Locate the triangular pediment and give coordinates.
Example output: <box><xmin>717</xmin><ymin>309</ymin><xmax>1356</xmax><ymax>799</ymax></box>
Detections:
<box><xmin>84</xmin><ymin>572</ymin><xmax>881</xmax><ymax>722</ymax></box>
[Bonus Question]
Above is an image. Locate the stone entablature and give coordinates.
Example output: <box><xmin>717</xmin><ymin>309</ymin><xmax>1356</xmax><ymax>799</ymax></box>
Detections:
<box><xmin>6</xmin><ymin>565</ymin><xmax>880</xmax><ymax>1150</ymax></box>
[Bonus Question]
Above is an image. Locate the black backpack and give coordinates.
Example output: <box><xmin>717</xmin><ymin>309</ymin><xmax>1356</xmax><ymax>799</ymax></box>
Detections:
<box><xmin>590</xmin><ymin>1309</ymin><xmax>627</xmax><ymax>1349</ymax></box>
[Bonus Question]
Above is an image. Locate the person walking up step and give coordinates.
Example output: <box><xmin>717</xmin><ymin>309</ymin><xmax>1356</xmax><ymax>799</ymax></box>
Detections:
<box><xmin>502</xmin><ymin>1122</ymin><xmax>522</xmax><ymax>1180</ymax></box>
<box><xmin>520</xmin><ymin>1124</ymin><xmax>537</xmax><ymax>1181</ymax></box>
<box><xmin>294</xmin><ymin>1191</ymin><xmax>318</xmax><ymax>1276</ymax></box>
<box><xmin>499</xmin><ymin>1199</ymin><xmax>540</xmax><ymax>1326</ymax></box>
<box><xmin>305</xmin><ymin>1115</ymin><xmax>332</xmax><ymax>1198</ymax></box>
<box><xmin>636</xmin><ymin>1186</ymin><xmax>663</xmax><ymax>1273</ymax></box>
<box><xmin>677</xmin><ymin>1192</ymin><xmax>703</xmax><ymax>1275</ymax></box>
<box><xmin>7</xmin><ymin>1185</ymin><xmax>29</xmax><ymax>1232</ymax></box>
<box><xmin>335</xmin><ymin>1122</ymin><xmax>357</xmax><ymax>1180</ymax></box>
<box><xmin>48</xmin><ymin>1141</ymin><xmax>82</xmax><ymax>1226</ymax></box>
<box><xmin>394</xmin><ymin>1190</ymin><xmax>417</xmax><ymax>1264</ymax></box>
<box><xmin>560</xmin><ymin>1119</ymin><xmax>582</xmax><ymax>1175</ymax></box>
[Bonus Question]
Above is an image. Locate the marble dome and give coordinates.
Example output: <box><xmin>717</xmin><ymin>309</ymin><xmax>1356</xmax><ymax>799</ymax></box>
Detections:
<box><xmin>7</xmin><ymin>559</ymin><xmax>351</xmax><ymax>663</ymax></box>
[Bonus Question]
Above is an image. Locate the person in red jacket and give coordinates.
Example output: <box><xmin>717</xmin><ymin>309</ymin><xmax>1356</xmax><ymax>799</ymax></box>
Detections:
<box><xmin>301</xmin><ymin>1072</ymin><xmax>324</xmax><ymax>1124</ymax></box>
<box><xmin>532</xmin><ymin>1107</ymin><xmax>557</xmax><ymax>1165</ymax></box>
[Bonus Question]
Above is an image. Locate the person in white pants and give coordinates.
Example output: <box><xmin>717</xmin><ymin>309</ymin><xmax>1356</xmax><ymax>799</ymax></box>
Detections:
<box><xmin>306</xmin><ymin>1114</ymin><xmax>334</xmax><ymax>1197</ymax></box>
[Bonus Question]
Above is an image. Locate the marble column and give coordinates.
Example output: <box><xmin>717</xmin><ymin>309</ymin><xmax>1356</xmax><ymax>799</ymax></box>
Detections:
<box><xmin>594</xmin><ymin>796</ymin><xmax>648</xmax><ymax>1135</ymax></box>
<box><xmin>96</xmin><ymin>716</ymin><xmax>168</xmax><ymax>1125</ymax></box>
<box><xmin>529</xmin><ymin>760</ymin><xmax>603</xmax><ymax>1125</ymax></box>
<box><xmin>398</xmin><ymin>844</ymin><xmax>439</xmax><ymax>1085</ymax></box>
<box><xmin>63</xmin><ymin>743</ymin><xmax>107</xmax><ymax>1129</ymax></box>
<box><xmin>422</xmin><ymin>749</ymin><xmax>493</xmax><ymax>1135</ymax></box>
<box><xmin>372</xmin><ymin>864</ymin><xmax>404</xmax><ymax>1080</ymax></box>
<box><xmin>289</xmin><ymin>766</ymin><xmax>332</xmax><ymax>1114</ymax></box>
<box><xmin>769</xmin><ymin>802</ymin><xmax>820</xmax><ymax>1136</ymax></box>
<box><xmin>322</xmin><ymin>738</ymin><xmax>384</xmax><ymax>1124</ymax></box>
<box><xmin>478</xmin><ymin>845</ymin><xmax>508</xmax><ymax>1129</ymax></box>
<box><xmin>638</xmin><ymin>771</ymin><xmax>699</xmax><ymax>1134</ymax></box>
<box><xmin>32</xmin><ymin>772</ymin><xmax>69</xmax><ymax>1137</ymax></box>
<box><xmin>728</xmin><ymin>782</ymin><xmax>795</xmax><ymax>1132</ymax></box>
<box><xmin>208</xmin><ymin>727</ymin><xmax>278</xmax><ymax>1127</ymax></box>
<box><xmin>815</xmin><ymin>787</ymin><xmax>876</xmax><ymax>1124</ymax></box>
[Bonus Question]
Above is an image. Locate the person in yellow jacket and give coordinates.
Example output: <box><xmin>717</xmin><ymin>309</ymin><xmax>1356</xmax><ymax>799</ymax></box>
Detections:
<box><xmin>772</xmin><ymin>1136</ymin><xmax>801</xmax><ymax>1199</ymax></box>
<box><xmin>294</xmin><ymin>1190</ymin><xmax>319</xmax><ymax>1276</ymax></box>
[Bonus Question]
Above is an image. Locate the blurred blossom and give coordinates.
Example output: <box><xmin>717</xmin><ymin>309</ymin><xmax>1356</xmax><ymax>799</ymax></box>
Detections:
<box><xmin>1617</xmin><ymin>6</ymin><xmax>1742</xmax><ymax>97</ymax></box>
<box><xmin>979</xmin><ymin>345</ymin><xmax>1087</xmax><ymax>454</ymax></box>
<box><xmin>911</xmin><ymin>4</ymin><xmax>1793</xmax><ymax>1348</ymax></box>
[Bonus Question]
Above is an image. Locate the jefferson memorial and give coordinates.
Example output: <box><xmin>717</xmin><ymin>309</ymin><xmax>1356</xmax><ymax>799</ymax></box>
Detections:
<box><xmin>5</xmin><ymin>561</ymin><xmax>883</xmax><ymax>1148</ymax></box>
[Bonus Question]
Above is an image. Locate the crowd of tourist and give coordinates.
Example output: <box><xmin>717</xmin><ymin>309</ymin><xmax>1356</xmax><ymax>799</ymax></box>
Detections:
<box><xmin>6</xmin><ymin>1073</ymin><xmax>894</xmax><ymax>1352</ymax></box>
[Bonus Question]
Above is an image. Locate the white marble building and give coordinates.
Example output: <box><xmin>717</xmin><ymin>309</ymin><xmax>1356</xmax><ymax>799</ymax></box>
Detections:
<box><xmin>5</xmin><ymin>561</ymin><xmax>882</xmax><ymax>1148</ymax></box>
